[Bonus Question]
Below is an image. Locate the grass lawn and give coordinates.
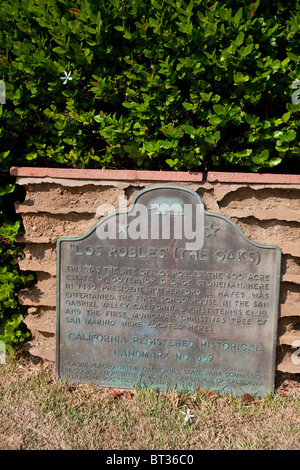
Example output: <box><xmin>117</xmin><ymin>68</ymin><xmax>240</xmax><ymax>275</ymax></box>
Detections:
<box><xmin>0</xmin><ymin>352</ymin><xmax>299</xmax><ymax>450</ymax></box>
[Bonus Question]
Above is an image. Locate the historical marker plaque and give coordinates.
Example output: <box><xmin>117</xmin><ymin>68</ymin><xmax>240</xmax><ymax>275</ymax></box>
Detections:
<box><xmin>56</xmin><ymin>185</ymin><xmax>281</xmax><ymax>396</ymax></box>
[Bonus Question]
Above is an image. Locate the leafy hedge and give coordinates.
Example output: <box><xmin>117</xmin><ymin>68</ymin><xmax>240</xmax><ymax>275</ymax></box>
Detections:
<box><xmin>0</xmin><ymin>0</ymin><xmax>299</xmax><ymax>173</ymax></box>
<box><xmin>0</xmin><ymin>0</ymin><xmax>299</xmax><ymax>350</ymax></box>
<box><xmin>0</xmin><ymin>183</ymin><xmax>32</xmax><ymax>353</ymax></box>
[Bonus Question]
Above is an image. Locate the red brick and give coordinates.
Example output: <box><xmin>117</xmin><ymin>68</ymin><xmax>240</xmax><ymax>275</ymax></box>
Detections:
<box><xmin>10</xmin><ymin>166</ymin><xmax>203</xmax><ymax>182</ymax></box>
<box><xmin>207</xmin><ymin>172</ymin><xmax>300</xmax><ymax>185</ymax></box>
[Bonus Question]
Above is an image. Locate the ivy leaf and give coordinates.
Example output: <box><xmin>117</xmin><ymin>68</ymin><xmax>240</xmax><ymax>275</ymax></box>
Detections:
<box><xmin>52</xmin><ymin>46</ymin><xmax>66</xmax><ymax>55</ymax></box>
<box><xmin>235</xmin><ymin>32</ymin><xmax>245</xmax><ymax>47</ymax></box>
<box><xmin>183</xmin><ymin>102</ymin><xmax>195</xmax><ymax>110</ymax></box>
<box><xmin>269</xmin><ymin>158</ymin><xmax>282</xmax><ymax>167</ymax></box>
<box><xmin>158</xmin><ymin>140</ymin><xmax>172</xmax><ymax>149</ymax></box>
<box><xmin>261</xmin><ymin>149</ymin><xmax>269</xmax><ymax>161</ymax></box>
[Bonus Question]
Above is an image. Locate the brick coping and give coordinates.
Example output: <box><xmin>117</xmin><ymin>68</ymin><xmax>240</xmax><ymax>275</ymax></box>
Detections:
<box><xmin>10</xmin><ymin>166</ymin><xmax>203</xmax><ymax>182</ymax></box>
<box><xmin>10</xmin><ymin>166</ymin><xmax>300</xmax><ymax>184</ymax></box>
<box><xmin>207</xmin><ymin>172</ymin><xmax>300</xmax><ymax>184</ymax></box>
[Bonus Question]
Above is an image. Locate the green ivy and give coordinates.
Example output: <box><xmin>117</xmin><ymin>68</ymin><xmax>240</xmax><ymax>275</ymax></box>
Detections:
<box><xmin>0</xmin><ymin>0</ymin><xmax>299</xmax><ymax>173</ymax></box>
<box><xmin>0</xmin><ymin>184</ymin><xmax>33</xmax><ymax>353</ymax></box>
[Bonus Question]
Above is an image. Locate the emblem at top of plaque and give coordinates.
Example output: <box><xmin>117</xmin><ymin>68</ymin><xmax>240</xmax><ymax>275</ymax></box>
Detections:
<box><xmin>95</xmin><ymin>186</ymin><xmax>205</xmax><ymax>251</ymax></box>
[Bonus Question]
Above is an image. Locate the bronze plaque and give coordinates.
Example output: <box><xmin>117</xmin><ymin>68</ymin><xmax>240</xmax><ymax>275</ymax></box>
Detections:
<box><xmin>56</xmin><ymin>185</ymin><xmax>281</xmax><ymax>396</ymax></box>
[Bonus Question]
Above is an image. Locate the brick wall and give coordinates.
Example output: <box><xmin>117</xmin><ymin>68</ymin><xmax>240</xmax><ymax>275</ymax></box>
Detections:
<box><xmin>10</xmin><ymin>167</ymin><xmax>300</xmax><ymax>377</ymax></box>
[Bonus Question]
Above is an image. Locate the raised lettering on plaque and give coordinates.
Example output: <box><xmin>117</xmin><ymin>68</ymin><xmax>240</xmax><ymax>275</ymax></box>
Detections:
<box><xmin>56</xmin><ymin>185</ymin><xmax>281</xmax><ymax>396</ymax></box>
